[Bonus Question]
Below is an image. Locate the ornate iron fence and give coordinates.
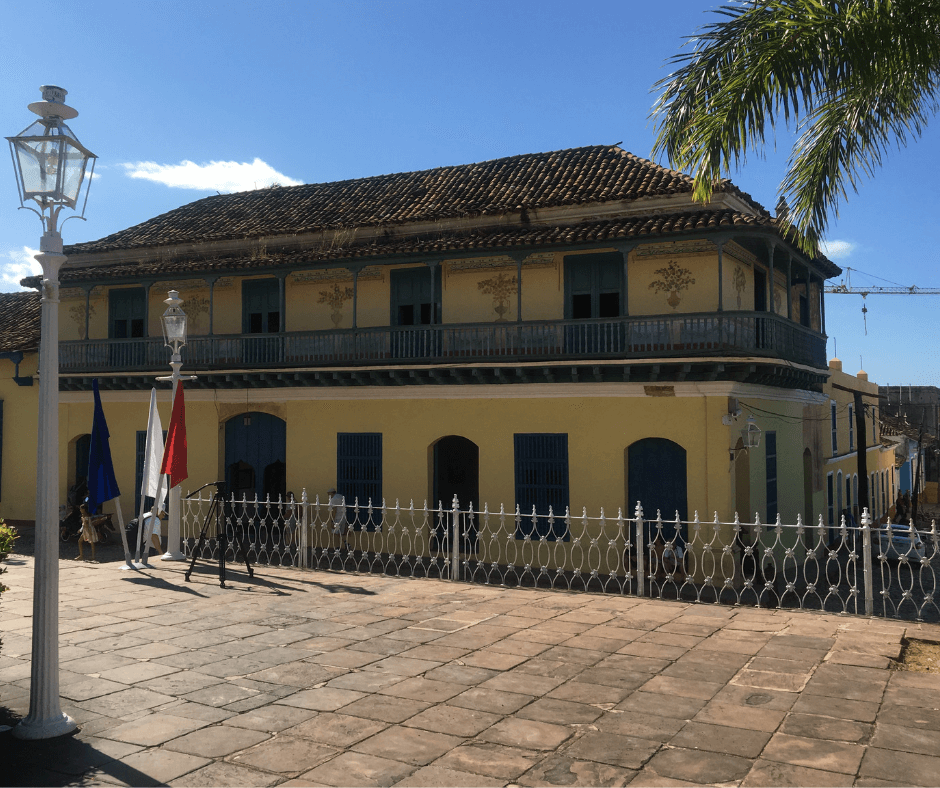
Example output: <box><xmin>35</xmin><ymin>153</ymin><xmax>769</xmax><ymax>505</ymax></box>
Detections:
<box><xmin>180</xmin><ymin>492</ymin><xmax>939</xmax><ymax>622</ymax></box>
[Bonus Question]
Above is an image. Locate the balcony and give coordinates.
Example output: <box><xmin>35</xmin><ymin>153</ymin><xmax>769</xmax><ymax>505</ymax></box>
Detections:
<box><xmin>60</xmin><ymin>312</ymin><xmax>827</xmax><ymax>375</ymax></box>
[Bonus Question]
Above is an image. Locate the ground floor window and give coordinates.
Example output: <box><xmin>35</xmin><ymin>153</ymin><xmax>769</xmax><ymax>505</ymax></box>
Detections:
<box><xmin>765</xmin><ymin>431</ymin><xmax>777</xmax><ymax>523</ymax></box>
<box><xmin>514</xmin><ymin>433</ymin><xmax>569</xmax><ymax>540</ymax></box>
<box><xmin>337</xmin><ymin>433</ymin><xmax>383</xmax><ymax>530</ymax></box>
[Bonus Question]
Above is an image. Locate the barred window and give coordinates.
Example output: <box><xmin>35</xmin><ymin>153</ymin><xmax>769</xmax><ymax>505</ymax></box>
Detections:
<box><xmin>337</xmin><ymin>433</ymin><xmax>382</xmax><ymax>530</ymax></box>
<box><xmin>514</xmin><ymin>434</ymin><xmax>569</xmax><ymax>540</ymax></box>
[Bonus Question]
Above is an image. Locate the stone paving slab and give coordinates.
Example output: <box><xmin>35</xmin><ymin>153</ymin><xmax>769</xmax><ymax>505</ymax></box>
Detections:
<box><xmin>2</xmin><ymin>555</ymin><xmax>940</xmax><ymax>787</ymax></box>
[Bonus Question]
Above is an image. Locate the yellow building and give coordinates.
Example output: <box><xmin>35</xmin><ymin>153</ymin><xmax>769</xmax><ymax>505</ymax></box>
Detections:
<box><xmin>820</xmin><ymin>359</ymin><xmax>899</xmax><ymax>528</ymax></box>
<box><xmin>13</xmin><ymin>145</ymin><xmax>867</xmax><ymax>558</ymax></box>
<box><xmin>0</xmin><ymin>292</ymin><xmax>40</xmax><ymax>525</ymax></box>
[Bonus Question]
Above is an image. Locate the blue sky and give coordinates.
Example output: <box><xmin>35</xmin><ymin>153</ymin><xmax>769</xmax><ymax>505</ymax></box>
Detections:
<box><xmin>2</xmin><ymin>0</ymin><xmax>937</xmax><ymax>386</ymax></box>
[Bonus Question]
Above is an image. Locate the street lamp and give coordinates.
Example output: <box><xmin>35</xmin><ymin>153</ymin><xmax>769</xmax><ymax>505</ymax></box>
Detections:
<box><xmin>7</xmin><ymin>86</ymin><xmax>96</xmax><ymax>739</ymax></box>
<box><xmin>157</xmin><ymin>290</ymin><xmax>195</xmax><ymax>560</ymax></box>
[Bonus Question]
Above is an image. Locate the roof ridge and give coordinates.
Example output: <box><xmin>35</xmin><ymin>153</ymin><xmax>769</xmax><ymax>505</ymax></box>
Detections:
<box><xmin>66</xmin><ymin>144</ymin><xmax>711</xmax><ymax>256</ymax></box>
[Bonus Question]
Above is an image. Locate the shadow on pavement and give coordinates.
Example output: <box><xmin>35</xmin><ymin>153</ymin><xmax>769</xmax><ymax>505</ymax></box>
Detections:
<box><xmin>0</xmin><ymin>724</ymin><xmax>159</xmax><ymax>787</ymax></box>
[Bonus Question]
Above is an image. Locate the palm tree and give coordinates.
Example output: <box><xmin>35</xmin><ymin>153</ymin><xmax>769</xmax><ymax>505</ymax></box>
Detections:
<box><xmin>652</xmin><ymin>0</ymin><xmax>940</xmax><ymax>251</ymax></box>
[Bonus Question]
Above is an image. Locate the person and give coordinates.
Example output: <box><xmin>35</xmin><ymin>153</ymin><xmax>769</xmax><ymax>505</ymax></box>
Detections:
<box><xmin>327</xmin><ymin>487</ymin><xmax>347</xmax><ymax>536</ymax></box>
<box><xmin>77</xmin><ymin>503</ymin><xmax>112</xmax><ymax>561</ymax></box>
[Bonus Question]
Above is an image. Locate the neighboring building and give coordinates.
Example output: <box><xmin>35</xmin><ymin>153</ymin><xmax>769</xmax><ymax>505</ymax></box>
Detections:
<box><xmin>821</xmin><ymin>360</ymin><xmax>897</xmax><ymax>530</ymax></box>
<box><xmin>0</xmin><ymin>291</ymin><xmax>40</xmax><ymax>525</ymax></box>
<box><xmin>879</xmin><ymin>385</ymin><xmax>940</xmax><ymax>503</ymax></box>
<box><xmin>23</xmin><ymin>145</ymin><xmax>853</xmax><ymax>550</ymax></box>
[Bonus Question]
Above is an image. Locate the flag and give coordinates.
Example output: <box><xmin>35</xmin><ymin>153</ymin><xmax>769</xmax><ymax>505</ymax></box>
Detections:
<box><xmin>86</xmin><ymin>379</ymin><xmax>120</xmax><ymax>515</ymax></box>
<box><xmin>160</xmin><ymin>380</ymin><xmax>188</xmax><ymax>488</ymax></box>
<box><xmin>141</xmin><ymin>388</ymin><xmax>168</xmax><ymax>513</ymax></box>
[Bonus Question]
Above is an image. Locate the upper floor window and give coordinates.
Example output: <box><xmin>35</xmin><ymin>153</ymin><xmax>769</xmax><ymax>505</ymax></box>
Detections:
<box><xmin>848</xmin><ymin>404</ymin><xmax>855</xmax><ymax>452</ymax></box>
<box><xmin>831</xmin><ymin>401</ymin><xmax>838</xmax><ymax>454</ymax></box>
<box><xmin>564</xmin><ymin>252</ymin><xmax>622</xmax><ymax>319</ymax></box>
<box><xmin>243</xmin><ymin>279</ymin><xmax>280</xmax><ymax>334</ymax></box>
<box><xmin>109</xmin><ymin>287</ymin><xmax>145</xmax><ymax>339</ymax></box>
<box><xmin>391</xmin><ymin>267</ymin><xmax>440</xmax><ymax>326</ymax></box>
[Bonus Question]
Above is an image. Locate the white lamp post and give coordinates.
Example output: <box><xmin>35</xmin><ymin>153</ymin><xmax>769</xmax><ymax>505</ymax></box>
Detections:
<box><xmin>157</xmin><ymin>290</ymin><xmax>195</xmax><ymax>560</ymax></box>
<box><xmin>7</xmin><ymin>86</ymin><xmax>96</xmax><ymax>739</ymax></box>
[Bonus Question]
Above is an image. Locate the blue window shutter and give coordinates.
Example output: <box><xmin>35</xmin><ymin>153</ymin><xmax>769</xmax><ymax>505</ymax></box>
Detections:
<box><xmin>337</xmin><ymin>433</ymin><xmax>382</xmax><ymax>530</ymax></box>
<box><xmin>513</xmin><ymin>434</ymin><xmax>569</xmax><ymax>540</ymax></box>
<box><xmin>765</xmin><ymin>431</ymin><xmax>777</xmax><ymax>523</ymax></box>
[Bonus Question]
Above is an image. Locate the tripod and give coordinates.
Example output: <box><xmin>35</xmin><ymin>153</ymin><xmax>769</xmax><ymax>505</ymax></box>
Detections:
<box><xmin>184</xmin><ymin>481</ymin><xmax>254</xmax><ymax>588</ymax></box>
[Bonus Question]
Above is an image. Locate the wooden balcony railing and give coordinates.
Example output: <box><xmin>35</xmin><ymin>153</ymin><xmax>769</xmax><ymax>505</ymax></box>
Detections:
<box><xmin>59</xmin><ymin>312</ymin><xmax>827</xmax><ymax>373</ymax></box>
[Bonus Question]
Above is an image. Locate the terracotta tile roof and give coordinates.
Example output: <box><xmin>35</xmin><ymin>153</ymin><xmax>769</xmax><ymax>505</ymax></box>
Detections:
<box><xmin>65</xmin><ymin>145</ymin><xmax>764</xmax><ymax>256</ymax></box>
<box><xmin>0</xmin><ymin>291</ymin><xmax>41</xmax><ymax>352</ymax></box>
<box><xmin>48</xmin><ymin>208</ymin><xmax>839</xmax><ymax>286</ymax></box>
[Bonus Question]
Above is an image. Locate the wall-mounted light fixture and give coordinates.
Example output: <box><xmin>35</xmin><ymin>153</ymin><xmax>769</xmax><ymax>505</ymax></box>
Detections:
<box><xmin>730</xmin><ymin>415</ymin><xmax>762</xmax><ymax>460</ymax></box>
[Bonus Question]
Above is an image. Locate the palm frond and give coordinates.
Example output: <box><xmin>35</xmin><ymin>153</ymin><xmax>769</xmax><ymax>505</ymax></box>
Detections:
<box><xmin>651</xmin><ymin>0</ymin><xmax>940</xmax><ymax>250</ymax></box>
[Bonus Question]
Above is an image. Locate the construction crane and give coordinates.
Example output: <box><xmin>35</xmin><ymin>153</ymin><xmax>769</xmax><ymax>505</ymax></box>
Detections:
<box><xmin>824</xmin><ymin>267</ymin><xmax>940</xmax><ymax>333</ymax></box>
<box><xmin>824</xmin><ymin>267</ymin><xmax>940</xmax><ymax>297</ymax></box>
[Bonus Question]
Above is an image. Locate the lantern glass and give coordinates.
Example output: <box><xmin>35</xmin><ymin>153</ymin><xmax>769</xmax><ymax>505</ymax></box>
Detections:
<box><xmin>162</xmin><ymin>311</ymin><xmax>187</xmax><ymax>349</ymax></box>
<box><xmin>9</xmin><ymin>120</ymin><xmax>93</xmax><ymax>208</ymax></box>
<box><xmin>742</xmin><ymin>416</ymin><xmax>762</xmax><ymax>450</ymax></box>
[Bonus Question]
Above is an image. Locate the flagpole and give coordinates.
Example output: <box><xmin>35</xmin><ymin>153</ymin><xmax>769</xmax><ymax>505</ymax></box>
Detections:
<box><xmin>135</xmin><ymin>388</ymin><xmax>166</xmax><ymax>567</ymax></box>
<box><xmin>157</xmin><ymin>291</ymin><xmax>195</xmax><ymax>561</ymax></box>
<box><xmin>160</xmin><ymin>372</ymin><xmax>190</xmax><ymax>559</ymax></box>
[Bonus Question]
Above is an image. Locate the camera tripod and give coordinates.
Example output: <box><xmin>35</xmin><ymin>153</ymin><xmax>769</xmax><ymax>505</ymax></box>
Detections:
<box><xmin>184</xmin><ymin>481</ymin><xmax>254</xmax><ymax>588</ymax></box>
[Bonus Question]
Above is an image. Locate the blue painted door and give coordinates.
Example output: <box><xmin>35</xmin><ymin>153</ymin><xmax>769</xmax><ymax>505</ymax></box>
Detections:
<box><xmin>627</xmin><ymin>438</ymin><xmax>688</xmax><ymax>544</ymax></box>
<box><xmin>242</xmin><ymin>279</ymin><xmax>281</xmax><ymax>364</ymax></box>
<box><xmin>390</xmin><ymin>267</ymin><xmax>442</xmax><ymax>358</ymax></box>
<box><xmin>225</xmin><ymin>412</ymin><xmax>287</xmax><ymax>503</ymax></box>
<box><xmin>564</xmin><ymin>252</ymin><xmax>623</xmax><ymax>354</ymax></box>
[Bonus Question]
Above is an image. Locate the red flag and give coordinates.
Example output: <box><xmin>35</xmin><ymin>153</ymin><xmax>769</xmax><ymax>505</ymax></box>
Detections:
<box><xmin>160</xmin><ymin>381</ymin><xmax>188</xmax><ymax>488</ymax></box>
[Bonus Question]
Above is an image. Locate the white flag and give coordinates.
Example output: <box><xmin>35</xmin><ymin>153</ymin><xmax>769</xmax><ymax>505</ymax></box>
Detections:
<box><xmin>141</xmin><ymin>388</ymin><xmax>168</xmax><ymax>512</ymax></box>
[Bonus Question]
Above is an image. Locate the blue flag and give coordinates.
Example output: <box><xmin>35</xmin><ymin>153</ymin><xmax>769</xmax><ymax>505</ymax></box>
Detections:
<box><xmin>86</xmin><ymin>379</ymin><xmax>120</xmax><ymax>515</ymax></box>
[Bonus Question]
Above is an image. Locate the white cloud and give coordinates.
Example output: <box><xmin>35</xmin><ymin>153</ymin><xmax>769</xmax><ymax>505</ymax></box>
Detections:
<box><xmin>1</xmin><ymin>246</ymin><xmax>40</xmax><ymax>291</ymax></box>
<box><xmin>122</xmin><ymin>158</ymin><xmax>302</xmax><ymax>192</ymax></box>
<box><xmin>820</xmin><ymin>239</ymin><xmax>857</xmax><ymax>259</ymax></box>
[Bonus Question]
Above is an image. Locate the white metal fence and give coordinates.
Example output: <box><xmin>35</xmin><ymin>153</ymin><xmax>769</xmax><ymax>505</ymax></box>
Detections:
<box><xmin>180</xmin><ymin>492</ymin><xmax>940</xmax><ymax>622</ymax></box>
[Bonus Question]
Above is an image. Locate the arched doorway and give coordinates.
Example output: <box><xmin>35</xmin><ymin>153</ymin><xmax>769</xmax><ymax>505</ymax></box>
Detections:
<box><xmin>225</xmin><ymin>412</ymin><xmax>287</xmax><ymax>503</ymax></box>
<box><xmin>432</xmin><ymin>436</ymin><xmax>479</xmax><ymax>554</ymax></box>
<box><xmin>627</xmin><ymin>437</ymin><xmax>688</xmax><ymax>545</ymax></box>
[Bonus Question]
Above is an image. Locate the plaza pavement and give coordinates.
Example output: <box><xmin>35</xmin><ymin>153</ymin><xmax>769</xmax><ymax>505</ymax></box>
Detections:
<box><xmin>1</xmin><ymin>553</ymin><xmax>940</xmax><ymax>787</ymax></box>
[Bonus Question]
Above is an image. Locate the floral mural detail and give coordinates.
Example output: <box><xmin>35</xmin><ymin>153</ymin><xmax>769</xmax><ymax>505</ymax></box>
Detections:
<box><xmin>69</xmin><ymin>302</ymin><xmax>96</xmax><ymax>339</ymax></box>
<box><xmin>184</xmin><ymin>296</ymin><xmax>210</xmax><ymax>333</ymax></box>
<box><xmin>648</xmin><ymin>260</ymin><xmax>695</xmax><ymax>309</ymax></box>
<box><xmin>733</xmin><ymin>264</ymin><xmax>746</xmax><ymax>309</ymax></box>
<box><xmin>477</xmin><ymin>273</ymin><xmax>518</xmax><ymax>321</ymax></box>
<box><xmin>318</xmin><ymin>283</ymin><xmax>354</xmax><ymax>326</ymax></box>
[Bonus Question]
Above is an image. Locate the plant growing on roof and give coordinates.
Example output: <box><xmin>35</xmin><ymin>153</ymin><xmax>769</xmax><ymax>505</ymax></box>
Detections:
<box><xmin>649</xmin><ymin>260</ymin><xmax>695</xmax><ymax>309</ymax></box>
<box><xmin>477</xmin><ymin>273</ymin><xmax>518</xmax><ymax>321</ymax></box>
